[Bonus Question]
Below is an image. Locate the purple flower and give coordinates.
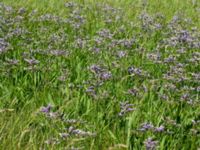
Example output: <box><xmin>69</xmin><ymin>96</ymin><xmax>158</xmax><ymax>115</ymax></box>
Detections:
<box><xmin>154</xmin><ymin>125</ymin><xmax>165</xmax><ymax>132</ymax></box>
<box><xmin>119</xmin><ymin>101</ymin><xmax>135</xmax><ymax>116</ymax></box>
<box><xmin>58</xmin><ymin>75</ymin><xmax>67</xmax><ymax>82</ymax></box>
<box><xmin>90</xmin><ymin>47</ymin><xmax>101</xmax><ymax>53</ymax></box>
<box><xmin>0</xmin><ymin>38</ymin><xmax>9</xmax><ymax>54</ymax></box>
<box><xmin>164</xmin><ymin>55</ymin><xmax>176</xmax><ymax>63</ymax></box>
<box><xmin>144</xmin><ymin>138</ymin><xmax>158</xmax><ymax>150</ymax></box>
<box><xmin>128</xmin><ymin>88</ymin><xmax>139</xmax><ymax>96</ymax></box>
<box><xmin>64</xmin><ymin>2</ymin><xmax>77</xmax><ymax>8</ymax></box>
<box><xmin>59</xmin><ymin>133</ymin><xmax>70</xmax><ymax>139</ymax></box>
<box><xmin>159</xmin><ymin>94</ymin><xmax>168</xmax><ymax>101</ymax></box>
<box><xmin>40</xmin><ymin>104</ymin><xmax>52</xmax><ymax>113</ymax></box>
<box><xmin>24</xmin><ymin>58</ymin><xmax>40</xmax><ymax>65</ymax></box>
<box><xmin>128</xmin><ymin>66</ymin><xmax>135</xmax><ymax>74</ymax></box>
<box><xmin>48</xmin><ymin>112</ymin><xmax>60</xmax><ymax>119</ymax></box>
<box><xmin>100</xmin><ymin>72</ymin><xmax>112</xmax><ymax>80</ymax></box>
<box><xmin>49</xmin><ymin>50</ymin><xmax>68</xmax><ymax>56</ymax></box>
<box><xmin>128</xmin><ymin>66</ymin><xmax>142</xmax><ymax>76</ymax></box>
<box><xmin>64</xmin><ymin>119</ymin><xmax>86</xmax><ymax>124</ymax></box>
<box><xmin>117</xmin><ymin>51</ymin><xmax>127</xmax><ymax>58</ymax></box>
<box><xmin>6</xmin><ymin>59</ymin><xmax>19</xmax><ymax>65</ymax></box>
<box><xmin>90</xmin><ymin>64</ymin><xmax>103</xmax><ymax>74</ymax></box>
<box><xmin>44</xmin><ymin>138</ymin><xmax>59</xmax><ymax>145</ymax></box>
<box><xmin>181</xmin><ymin>93</ymin><xmax>190</xmax><ymax>101</ymax></box>
<box><xmin>118</xmin><ymin>39</ymin><xmax>134</xmax><ymax>48</ymax></box>
<box><xmin>139</xmin><ymin>122</ymin><xmax>154</xmax><ymax>131</ymax></box>
<box><xmin>18</xmin><ymin>7</ymin><xmax>26</xmax><ymax>15</ymax></box>
<box><xmin>75</xmin><ymin>38</ymin><xmax>86</xmax><ymax>48</ymax></box>
<box><xmin>97</xmin><ymin>29</ymin><xmax>113</xmax><ymax>39</ymax></box>
<box><xmin>68</xmin><ymin>126</ymin><xmax>96</xmax><ymax>137</ymax></box>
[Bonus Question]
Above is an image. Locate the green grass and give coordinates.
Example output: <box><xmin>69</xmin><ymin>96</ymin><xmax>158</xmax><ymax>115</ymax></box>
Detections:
<box><xmin>0</xmin><ymin>0</ymin><xmax>200</xmax><ymax>150</ymax></box>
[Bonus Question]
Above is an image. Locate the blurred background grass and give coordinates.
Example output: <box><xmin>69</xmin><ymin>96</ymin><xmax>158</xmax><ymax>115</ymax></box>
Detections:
<box><xmin>1</xmin><ymin>0</ymin><xmax>200</xmax><ymax>26</ymax></box>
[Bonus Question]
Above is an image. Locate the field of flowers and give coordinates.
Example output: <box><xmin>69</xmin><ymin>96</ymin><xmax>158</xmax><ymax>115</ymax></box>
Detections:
<box><xmin>0</xmin><ymin>0</ymin><xmax>200</xmax><ymax>149</ymax></box>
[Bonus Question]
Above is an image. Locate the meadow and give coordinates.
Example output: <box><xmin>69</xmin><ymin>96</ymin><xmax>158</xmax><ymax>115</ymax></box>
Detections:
<box><xmin>0</xmin><ymin>0</ymin><xmax>200</xmax><ymax>149</ymax></box>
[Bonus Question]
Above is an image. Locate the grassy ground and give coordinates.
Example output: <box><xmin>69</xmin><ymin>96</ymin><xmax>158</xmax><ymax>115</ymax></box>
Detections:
<box><xmin>0</xmin><ymin>0</ymin><xmax>200</xmax><ymax>149</ymax></box>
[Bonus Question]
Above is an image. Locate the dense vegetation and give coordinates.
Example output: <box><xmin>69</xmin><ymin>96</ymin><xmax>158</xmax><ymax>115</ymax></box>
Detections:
<box><xmin>0</xmin><ymin>0</ymin><xmax>200</xmax><ymax>149</ymax></box>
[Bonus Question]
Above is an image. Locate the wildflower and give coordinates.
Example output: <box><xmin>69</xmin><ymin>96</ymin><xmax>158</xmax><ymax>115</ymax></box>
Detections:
<box><xmin>128</xmin><ymin>88</ymin><xmax>139</xmax><ymax>96</ymax></box>
<box><xmin>128</xmin><ymin>66</ymin><xmax>142</xmax><ymax>76</ymax></box>
<box><xmin>117</xmin><ymin>51</ymin><xmax>127</xmax><ymax>58</ymax></box>
<box><xmin>48</xmin><ymin>112</ymin><xmax>61</xmax><ymax>119</ymax></box>
<box><xmin>58</xmin><ymin>75</ymin><xmax>67</xmax><ymax>82</ymax></box>
<box><xmin>86</xmin><ymin>86</ymin><xmax>97</xmax><ymax>98</ymax></box>
<box><xmin>97</xmin><ymin>29</ymin><xmax>113</xmax><ymax>39</ymax></box>
<box><xmin>147</xmin><ymin>53</ymin><xmax>161</xmax><ymax>62</ymax></box>
<box><xmin>49</xmin><ymin>50</ymin><xmax>68</xmax><ymax>56</ymax></box>
<box><xmin>0</xmin><ymin>38</ymin><xmax>9</xmax><ymax>54</ymax></box>
<box><xmin>64</xmin><ymin>2</ymin><xmax>77</xmax><ymax>8</ymax></box>
<box><xmin>191</xmin><ymin>120</ymin><xmax>200</xmax><ymax>125</ymax></box>
<box><xmin>196</xmin><ymin>86</ymin><xmax>200</xmax><ymax>92</ymax></box>
<box><xmin>59</xmin><ymin>133</ymin><xmax>70</xmax><ymax>139</ymax></box>
<box><xmin>94</xmin><ymin>37</ymin><xmax>103</xmax><ymax>45</ymax></box>
<box><xmin>144</xmin><ymin>137</ymin><xmax>158</xmax><ymax>150</ymax></box>
<box><xmin>18</xmin><ymin>7</ymin><xmax>26</xmax><ymax>15</ymax></box>
<box><xmin>68</xmin><ymin>126</ymin><xmax>96</xmax><ymax>137</ymax></box>
<box><xmin>119</xmin><ymin>101</ymin><xmax>135</xmax><ymax>116</ymax></box>
<box><xmin>164</xmin><ymin>55</ymin><xmax>176</xmax><ymax>63</ymax></box>
<box><xmin>75</xmin><ymin>38</ymin><xmax>86</xmax><ymax>48</ymax></box>
<box><xmin>139</xmin><ymin>122</ymin><xmax>154</xmax><ymax>131</ymax></box>
<box><xmin>6</xmin><ymin>59</ymin><xmax>19</xmax><ymax>65</ymax></box>
<box><xmin>154</xmin><ymin>125</ymin><xmax>165</xmax><ymax>132</ymax></box>
<box><xmin>190</xmin><ymin>129</ymin><xmax>198</xmax><ymax>135</ymax></box>
<box><xmin>159</xmin><ymin>94</ymin><xmax>168</xmax><ymax>101</ymax></box>
<box><xmin>4</xmin><ymin>5</ymin><xmax>13</xmax><ymax>13</ymax></box>
<box><xmin>44</xmin><ymin>138</ymin><xmax>59</xmax><ymax>145</ymax></box>
<box><xmin>72</xmin><ymin>129</ymin><xmax>96</xmax><ymax>137</ymax></box>
<box><xmin>90</xmin><ymin>64</ymin><xmax>103</xmax><ymax>74</ymax></box>
<box><xmin>100</xmin><ymin>72</ymin><xmax>112</xmax><ymax>80</ymax></box>
<box><xmin>118</xmin><ymin>39</ymin><xmax>134</xmax><ymax>48</ymax></box>
<box><xmin>63</xmin><ymin>119</ymin><xmax>86</xmax><ymax>124</ymax></box>
<box><xmin>154</xmin><ymin>23</ymin><xmax>162</xmax><ymax>30</ymax></box>
<box><xmin>177</xmin><ymin>48</ymin><xmax>186</xmax><ymax>54</ymax></box>
<box><xmin>24</xmin><ymin>58</ymin><xmax>40</xmax><ymax>65</ymax></box>
<box><xmin>40</xmin><ymin>104</ymin><xmax>52</xmax><ymax>113</ymax></box>
<box><xmin>180</xmin><ymin>93</ymin><xmax>190</xmax><ymax>101</ymax></box>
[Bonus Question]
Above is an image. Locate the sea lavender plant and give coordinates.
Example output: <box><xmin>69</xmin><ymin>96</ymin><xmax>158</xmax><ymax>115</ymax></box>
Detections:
<box><xmin>117</xmin><ymin>50</ymin><xmax>127</xmax><ymax>58</ymax></box>
<box><xmin>6</xmin><ymin>59</ymin><xmax>19</xmax><ymax>65</ymax></box>
<box><xmin>68</xmin><ymin>126</ymin><xmax>96</xmax><ymax>137</ymax></box>
<box><xmin>49</xmin><ymin>49</ymin><xmax>68</xmax><ymax>57</ymax></box>
<box><xmin>24</xmin><ymin>58</ymin><xmax>40</xmax><ymax>66</ymax></box>
<box><xmin>0</xmin><ymin>38</ymin><xmax>9</xmax><ymax>53</ymax></box>
<box><xmin>138</xmin><ymin>122</ymin><xmax>154</xmax><ymax>132</ymax></box>
<box><xmin>100</xmin><ymin>72</ymin><xmax>112</xmax><ymax>81</ymax></box>
<box><xmin>118</xmin><ymin>101</ymin><xmax>135</xmax><ymax>116</ymax></box>
<box><xmin>40</xmin><ymin>104</ymin><xmax>52</xmax><ymax>114</ymax></box>
<box><xmin>128</xmin><ymin>66</ymin><xmax>143</xmax><ymax>76</ymax></box>
<box><xmin>154</xmin><ymin>125</ymin><xmax>165</xmax><ymax>132</ymax></box>
<box><xmin>144</xmin><ymin>137</ymin><xmax>158</xmax><ymax>150</ymax></box>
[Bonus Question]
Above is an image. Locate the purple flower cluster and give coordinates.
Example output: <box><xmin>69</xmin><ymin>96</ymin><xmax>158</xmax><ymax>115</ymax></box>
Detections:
<box><xmin>119</xmin><ymin>101</ymin><xmax>135</xmax><ymax>116</ymax></box>
<box><xmin>144</xmin><ymin>137</ymin><xmax>158</xmax><ymax>150</ymax></box>
<box><xmin>0</xmin><ymin>38</ymin><xmax>9</xmax><ymax>54</ymax></box>
<box><xmin>138</xmin><ymin>122</ymin><xmax>165</xmax><ymax>134</ymax></box>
